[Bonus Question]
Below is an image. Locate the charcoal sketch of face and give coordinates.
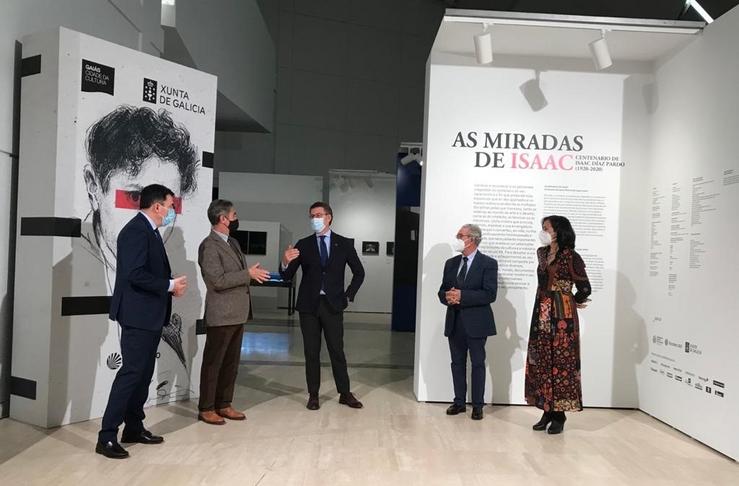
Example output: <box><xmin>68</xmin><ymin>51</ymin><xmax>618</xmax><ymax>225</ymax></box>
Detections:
<box><xmin>82</xmin><ymin>105</ymin><xmax>198</xmax><ymax>272</ymax></box>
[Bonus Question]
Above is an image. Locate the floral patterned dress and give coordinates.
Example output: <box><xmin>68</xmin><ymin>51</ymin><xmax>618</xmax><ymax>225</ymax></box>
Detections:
<box><xmin>525</xmin><ymin>246</ymin><xmax>591</xmax><ymax>412</ymax></box>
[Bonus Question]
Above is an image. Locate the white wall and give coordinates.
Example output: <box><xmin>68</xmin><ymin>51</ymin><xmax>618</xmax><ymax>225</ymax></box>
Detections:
<box><xmin>416</xmin><ymin>56</ymin><xmax>653</xmax><ymax>408</ymax></box>
<box><xmin>329</xmin><ymin>171</ymin><xmax>396</xmax><ymax>313</ymax></box>
<box><xmin>638</xmin><ymin>6</ymin><xmax>739</xmax><ymax>460</ymax></box>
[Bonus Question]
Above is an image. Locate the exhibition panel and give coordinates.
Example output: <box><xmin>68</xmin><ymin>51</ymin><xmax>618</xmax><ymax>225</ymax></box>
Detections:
<box><xmin>11</xmin><ymin>28</ymin><xmax>216</xmax><ymax>427</ymax></box>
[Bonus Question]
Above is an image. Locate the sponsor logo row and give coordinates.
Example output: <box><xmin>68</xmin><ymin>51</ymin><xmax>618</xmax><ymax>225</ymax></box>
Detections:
<box><xmin>652</xmin><ymin>335</ymin><xmax>702</xmax><ymax>355</ymax></box>
<box><xmin>649</xmin><ymin>358</ymin><xmax>725</xmax><ymax>398</ymax></box>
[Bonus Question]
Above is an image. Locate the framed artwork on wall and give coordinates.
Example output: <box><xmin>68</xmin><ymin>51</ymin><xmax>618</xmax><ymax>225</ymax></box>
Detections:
<box><xmin>362</xmin><ymin>241</ymin><xmax>379</xmax><ymax>255</ymax></box>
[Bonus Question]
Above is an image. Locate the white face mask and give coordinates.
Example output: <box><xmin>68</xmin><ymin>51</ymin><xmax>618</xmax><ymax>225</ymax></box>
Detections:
<box><xmin>451</xmin><ymin>238</ymin><xmax>465</xmax><ymax>253</ymax></box>
<box><xmin>311</xmin><ymin>217</ymin><xmax>325</xmax><ymax>234</ymax></box>
<box><xmin>539</xmin><ymin>230</ymin><xmax>553</xmax><ymax>246</ymax></box>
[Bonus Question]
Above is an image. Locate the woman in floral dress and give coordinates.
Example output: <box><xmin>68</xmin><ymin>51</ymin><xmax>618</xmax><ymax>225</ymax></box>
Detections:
<box><xmin>525</xmin><ymin>215</ymin><xmax>591</xmax><ymax>434</ymax></box>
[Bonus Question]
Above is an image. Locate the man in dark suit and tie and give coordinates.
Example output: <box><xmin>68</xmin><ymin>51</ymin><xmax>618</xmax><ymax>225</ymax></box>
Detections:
<box><xmin>96</xmin><ymin>184</ymin><xmax>188</xmax><ymax>459</ymax></box>
<box><xmin>438</xmin><ymin>224</ymin><xmax>498</xmax><ymax>420</ymax></box>
<box><xmin>280</xmin><ymin>202</ymin><xmax>365</xmax><ymax>410</ymax></box>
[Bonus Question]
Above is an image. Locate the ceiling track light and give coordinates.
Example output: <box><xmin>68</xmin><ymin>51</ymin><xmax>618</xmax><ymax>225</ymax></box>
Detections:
<box><xmin>589</xmin><ymin>29</ymin><xmax>613</xmax><ymax>71</ymax></box>
<box><xmin>473</xmin><ymin>22</ymin><xmax>494</xmax><ymax>65</ymax></box>
<box><xmin>686</xmin><ymin>1</ymin><xmax>714</xmax><ymax>24</ymax></box>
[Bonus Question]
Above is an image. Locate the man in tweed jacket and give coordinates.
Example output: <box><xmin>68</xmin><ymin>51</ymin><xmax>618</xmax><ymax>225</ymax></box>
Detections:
<box><xmin>197</xmin><ymin>199</ymin><xmax>270</xmax><ymax>425</ymax></box>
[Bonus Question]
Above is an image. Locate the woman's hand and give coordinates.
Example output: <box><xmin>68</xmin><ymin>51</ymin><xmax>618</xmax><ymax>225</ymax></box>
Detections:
<box><xmin>576</xmin><ymin>299</ymin><xmax>591</xmax><ymax>309</ymax></box>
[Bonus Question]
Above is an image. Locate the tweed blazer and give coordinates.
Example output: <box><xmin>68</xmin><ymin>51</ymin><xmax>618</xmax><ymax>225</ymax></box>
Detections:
<box><xmin>198</xmin><ymin>230</ymin><xmax>252</xmax><ymax>327</ymax></box>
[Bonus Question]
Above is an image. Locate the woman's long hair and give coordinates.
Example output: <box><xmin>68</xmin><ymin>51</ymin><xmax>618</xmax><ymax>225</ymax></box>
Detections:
<box><xmin>542</xmin><ymin>215</ymin><xmax>576</xmax><ymax>249</ymax></box>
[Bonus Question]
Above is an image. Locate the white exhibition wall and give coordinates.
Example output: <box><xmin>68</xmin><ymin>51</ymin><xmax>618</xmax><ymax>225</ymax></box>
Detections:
<box><xmin>11</xmin><ymin>28</ymin><xmax>216</xmax><ymax>427</ymax></box>
<box><xmin>416</xmin><ymin>62</ymin><xmax>636</xmax><ymax>408</ymax></box>
<box><xmin>418</xmin><ymin>9</ymin><xmax>739</xmax><ymax>460</ymax></box>
<box><xmin>329</xmin><ymin>170</ymin><xmax>396</xmax><ymax>313</ymax></box>
<box><xmin>637</xmin><ymin>7</ymin><xmax>739</xmax><ymax>460</ymax></box>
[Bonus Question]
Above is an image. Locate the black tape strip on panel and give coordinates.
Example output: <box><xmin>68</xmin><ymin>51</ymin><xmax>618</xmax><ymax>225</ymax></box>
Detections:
<box><xmin>202</xmin><ymin>151</ymin><xmax>214</xmax><ymax>168</ymax></box>
<box><xmin>20</xmin><ymin>217</ymin><xmax>81</xmax><ymax>237</ymax></box>
<box><xmin>196</xmin><ymin>319</ymin><xmax>206</xmax><ymax>335</ymax></box>
<box><xmin>10</xmin><ymin>376</ymin><xmax>37</xmax><ymax>400</ymax></box>
<box><xmin>61</xmin><ymin>296</ymin><xmax>111</xmax><ymax>316</ymax></box>
<box><xmin>21</xmin><ymin>55</ymin><xmax>41</xmax><ymax>77</ymax></box>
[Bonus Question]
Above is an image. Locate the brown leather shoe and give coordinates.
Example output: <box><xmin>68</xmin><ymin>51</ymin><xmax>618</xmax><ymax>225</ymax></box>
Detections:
<box><xmin>339</xmin><ymin>392</ymin><xmax>363</xmax><ymax>409</ymax></box>
<box><xmin>306</xmin><ymin>394</ymin><xmax>320</xmax><ymax>410</ymax></box>
<box><xmin>217</xmin><ymin>406</ymin><xmax>246</xmax><ymax>421</ymax></box>
<box><xmin>198</xmin><ymin>410</ymin><xmax>226</xmax><ymax>425</ymax></box>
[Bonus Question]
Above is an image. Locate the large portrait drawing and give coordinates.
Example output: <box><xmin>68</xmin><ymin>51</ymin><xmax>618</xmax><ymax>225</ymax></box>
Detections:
<box><xmin>81</xmin><ymin>105</ymin><xmax>198</xmax><ymax>293</ymax></box>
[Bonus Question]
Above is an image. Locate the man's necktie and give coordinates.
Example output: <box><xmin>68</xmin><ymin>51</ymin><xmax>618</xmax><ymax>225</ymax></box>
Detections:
<box><xmin>228</xmin><ymin>238</ymin><xmax>244</xmax><ymax>268</ymax></box>
<box><xmin>457</xmin><ymin>256</ymin><xmax>468</xmax><ymax>286</ymax></box>
<box><xmin>319</xmin><ymin>235</ymin><xmax>328</xmax><ymax>268</ymax></box>
<box><xmin>154</xmin><ymin>229</ymin><xmax>171</xmax><ymax>271</ymax></box>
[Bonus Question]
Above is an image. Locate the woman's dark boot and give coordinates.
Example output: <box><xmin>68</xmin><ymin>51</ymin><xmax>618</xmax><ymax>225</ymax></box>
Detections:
<box><xmin>547</xmin><ymin>411</ymin><xmax>567</xmax><ymax>434</ymax></box>
<box><xmin>532</xmin><ymin>411</ymin><xmax>552</xmax><ymax>431</ymax></box>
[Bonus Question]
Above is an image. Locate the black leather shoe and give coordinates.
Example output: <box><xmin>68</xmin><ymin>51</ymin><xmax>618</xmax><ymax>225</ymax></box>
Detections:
<box><xmin>471</xmin><ymin>407</ymin><xmax>484</xmax><ymax>420</ymax></box>
<box><xmin>339</xmin><ymin>392</ymin><xmax>364</xmax><ymax>408</ymax></box>
<box><xmin>306</xmin><ymin>394</ymin><xmax>320</xmax><ymax>410</ymax></box>
<box><xmin>547</xmin><ymin>412</ymin><xmax>566</xmax><ymax>434</ymax></box>
<box><xmin>95</xmin><ymin>440</ymin><xmax>129</xmax><ymax>459</ymax></box>
<box><xmin>121</xmin><ymin>429</ymin><xmax>164</xmax><ymax>444</ymax></box>
<box><xmin>339</xmin><ymin>392</ymin><xmax>364</xmax><ymax>409</ymax></box>
<box><xmin>446</xmin><ymin>404</ymin><xmax>467</xmax><ymax>415</ymax></box>
<box><xmin>533</xmin><ymin>411</ymin><xmax>553</xmax><ymax>431</ymax></box>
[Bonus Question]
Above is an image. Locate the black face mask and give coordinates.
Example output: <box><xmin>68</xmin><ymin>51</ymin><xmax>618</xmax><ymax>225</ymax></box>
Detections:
<box><xmin>227</xmin><ymin>218</ymin><xmax>239</xmax><ymax>232</ymax></box>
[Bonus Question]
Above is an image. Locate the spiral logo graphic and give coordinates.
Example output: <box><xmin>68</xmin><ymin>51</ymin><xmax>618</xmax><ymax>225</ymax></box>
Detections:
<box><xmin>106</xmin><ymin>352</ymin><xmax>122</xmax><ymax>370</ymax></box>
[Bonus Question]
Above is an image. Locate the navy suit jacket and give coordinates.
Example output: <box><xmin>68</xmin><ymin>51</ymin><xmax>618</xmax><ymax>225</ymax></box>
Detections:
<box><xmin>280</xmin><ymin>232</ymin><xmax>364</xmax><ymax>313</ymax></box>
<box><xmin>438</xmin><ymin>251</ymin><xmax>498</xmax><ymax>338</ymax></box>
<box><xmin>109</xmin><ymin>212</ymin><xmax>172</xmax><ymax>331</ymax></box>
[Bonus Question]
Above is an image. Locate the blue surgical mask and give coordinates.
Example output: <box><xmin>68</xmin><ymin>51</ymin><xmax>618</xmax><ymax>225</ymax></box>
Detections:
<box><xmin>162</xmin><ymin>207</ymin><xmax>176</xmax><ymax>227</ymax></box>
<box><xmin>311</xmin><ymin>217</ymin><xmax>325</xmax><ymax>233</ymax></box>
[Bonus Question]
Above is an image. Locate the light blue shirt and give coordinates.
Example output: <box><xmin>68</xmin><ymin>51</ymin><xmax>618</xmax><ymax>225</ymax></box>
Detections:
<box><xmin>140</xmin><ymin>211</ymin><xmax>174</xmax><ymax>292</ymax></box>
<box><xmin>457</xmin><ymin>248</ymin><xmax>478</xmax><ymax>281</ymax></box>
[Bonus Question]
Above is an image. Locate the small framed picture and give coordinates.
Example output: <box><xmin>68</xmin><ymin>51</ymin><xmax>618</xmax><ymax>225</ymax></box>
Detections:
<box><xmin>386</xmin><ymin>242</ymin><xmax>394</xmax><ymax>256</ymax></box>
<box><xmin>362</xmin><ymin>241</ymin><xmax>379</xmax><ymax>255</ymax></box>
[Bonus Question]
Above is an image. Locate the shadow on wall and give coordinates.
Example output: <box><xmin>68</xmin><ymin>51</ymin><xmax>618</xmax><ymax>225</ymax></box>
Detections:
<box><xmin>613</xmin><ymin>73</ymin><xmax>653</xmax><ymax>407</ymax></box>
<box><xmin>420</xmin><ymin>242</ymin><xmax>453</xmax><ymax>401</ymax></box>
<box><xmin>489</xmin><ymin>286</ymin><xmax>525</xmax><ymax>404</ymax></box>
<box><xmin>156</xmin><ymin>226</ymin><xmax>202</xmax><ymax>405</ymax></box>
<box><xmin>48</xmin><ymin>249</ymin><xmax>108</xmax><ymax>426</ymax></box>
<box><xmin>612</xmin><ymin>271</ymin><xmax>648</xmax><ymax>406</ymax></box>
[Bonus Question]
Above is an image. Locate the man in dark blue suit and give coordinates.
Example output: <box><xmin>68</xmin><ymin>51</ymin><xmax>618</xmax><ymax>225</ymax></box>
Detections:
<box><xmin>96</xmin><ymin>184</ymin><xmax>188</xmax><ymax>459</ymax></box>
<box><xmin>280</xmin><ymin>202</ymin><xmax>365</xmax><ymax>411</ymax></box>
<box><xmin>438</xmin><ymin>224</ymin><xmax>498</xmax><ymax>420</ymax></box>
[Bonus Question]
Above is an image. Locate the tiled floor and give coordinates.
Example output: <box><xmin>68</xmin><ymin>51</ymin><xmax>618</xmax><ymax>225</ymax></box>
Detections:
<box><xmin>0</xmin><ymin>312</ymin><xmax>736</xmax><ymax>485</ymax></box>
